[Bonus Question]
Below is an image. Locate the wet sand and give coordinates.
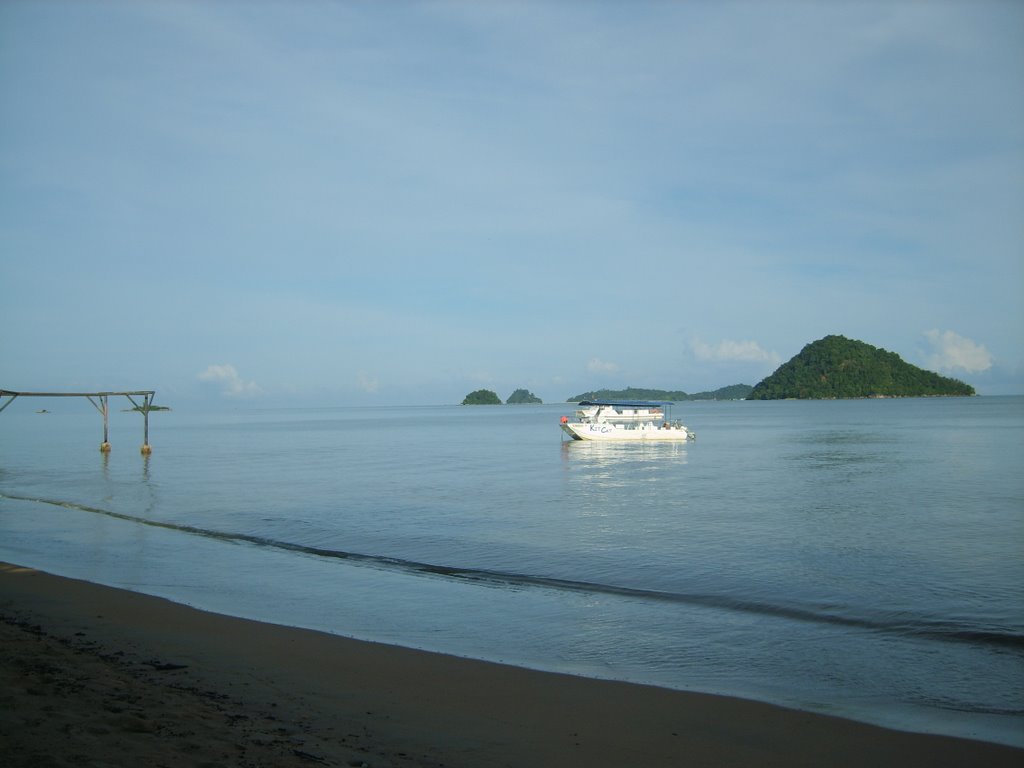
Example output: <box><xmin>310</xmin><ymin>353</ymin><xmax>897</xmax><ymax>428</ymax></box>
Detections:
<box><xmin>1</xmin><ymin>562</ymin><xmax>1020</xmax><ymax>767</ymax></box>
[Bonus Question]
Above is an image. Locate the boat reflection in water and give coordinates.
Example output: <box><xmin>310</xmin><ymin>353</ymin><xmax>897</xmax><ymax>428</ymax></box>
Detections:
<box><xmin>560</xmin><ymin>436</ymin><xmax>689</xmax><ymax>493</ymax></box>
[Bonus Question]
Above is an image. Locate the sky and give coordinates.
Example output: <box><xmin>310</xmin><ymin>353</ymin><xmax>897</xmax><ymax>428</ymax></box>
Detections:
<box><xmin>2</xmin><ymin>1</ymin><xmax>1022</xmax><ymax>406</ymax></box>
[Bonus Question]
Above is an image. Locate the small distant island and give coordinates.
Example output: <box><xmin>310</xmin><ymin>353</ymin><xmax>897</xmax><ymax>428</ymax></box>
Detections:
<box><xmin>568</xmin><ymin>385</ymin><xmax>753</xmax><ymax>402</ymax></box>
<box><xmin>747</xmin><ymin>335</ymin><xmax>975</xmax><ymax>399</ymax></box>
<box><xmin>506</xmin><ymin>388</ymin><xmax>542</xmax><ymax>404</ymax></box>
<box><xmin>462</xmin><ymin>389</ymin><xmax>501</xmax><ymax>405</ymax></box>
<box><xmin>461</xmin><ymin>388</ymin><xmax>543</xmax><ymax>405</ymax></box>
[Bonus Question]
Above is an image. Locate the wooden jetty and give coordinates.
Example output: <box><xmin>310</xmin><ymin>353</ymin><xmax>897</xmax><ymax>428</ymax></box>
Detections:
<box><xmin>0</xmin><ymin>389</ymin><xmax>157</xmax><ymax>454</ymax></box>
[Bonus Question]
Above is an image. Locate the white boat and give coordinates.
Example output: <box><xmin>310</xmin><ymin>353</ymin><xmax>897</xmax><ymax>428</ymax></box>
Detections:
<box><xmin>560</xmin><ymin>400</ymin><xmax>695</xmax><ymax>442</ymax></box>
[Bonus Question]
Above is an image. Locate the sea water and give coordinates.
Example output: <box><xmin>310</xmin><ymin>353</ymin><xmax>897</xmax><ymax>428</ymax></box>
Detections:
<box><xmin>1</xmin><ymin>397</ymin><xmax>1021</xmax><ymax>747</ymax></box>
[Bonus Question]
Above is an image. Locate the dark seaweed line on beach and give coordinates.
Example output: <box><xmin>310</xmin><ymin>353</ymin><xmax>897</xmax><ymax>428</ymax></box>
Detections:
<box><xmin>4</xmin><ymin>491</ymin><xmax>1023</xmax><ymax>655</ymax></box>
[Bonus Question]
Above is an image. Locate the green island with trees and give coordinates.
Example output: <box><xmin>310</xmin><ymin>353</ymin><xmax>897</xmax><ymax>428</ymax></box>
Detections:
<box><xmin>568</xmin><ymin>384</ymin><xmax>753</xmax><ymax>402</ymax></box>
<box><xmin>462</xmin><ymin>335</ymin><xmax>973</xmax><ymax>405</ymax></box>
<box><xmin>746</xmin><ymin>335</ymin><xmax>975</xmax><ymax>400</ymax></box>
<box><xmin>462</xmin><ymin>389</ymin><xmax>502</xmax><ymax>405</ymax></box>
<box><xmin>506</xmin><ymin>388</ymin><xmax>542</xmax><ymax>404</ymax></box>
<box><xmin>462</xmin><ymin>388</ymin><xmax>543</xmax><ymax>405</ymax></box>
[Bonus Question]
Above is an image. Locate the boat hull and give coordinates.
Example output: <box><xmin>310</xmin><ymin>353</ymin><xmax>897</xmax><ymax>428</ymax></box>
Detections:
<box><xmin>561</xmin><ymin>422</ymin><xmax>693</xmax><ymax>441</ymax></box>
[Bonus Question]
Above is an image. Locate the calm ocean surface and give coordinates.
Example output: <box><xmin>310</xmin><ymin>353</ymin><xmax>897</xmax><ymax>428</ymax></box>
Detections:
<box><xmin>1</xmin><ymin>397</ymin><xmax>1022</xmax><ymax>746</ymax></box>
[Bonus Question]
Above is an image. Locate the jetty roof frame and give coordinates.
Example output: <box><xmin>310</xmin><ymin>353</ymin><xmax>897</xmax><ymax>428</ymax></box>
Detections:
<box><xmin>0</xmin><ymin>389</ymin><xmax>158</xmax><ymax>453</ymax></box>
<box><xmin>0</xmin><ymin>389</ymin><xmax>156</xmax><ymax>399</ymax></box>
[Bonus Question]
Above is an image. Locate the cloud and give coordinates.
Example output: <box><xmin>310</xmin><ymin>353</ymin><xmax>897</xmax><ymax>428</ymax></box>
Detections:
<box><xmin>197</xmin><ymin>364</ymin><xmax>262</xmax><ymax>397</ymax></box>
<box><xmin>587</xmin><ymin>358</ymin><xmax>619</xmax><ymax>374</ymax></box>
<box><xmin>692</xmin><ymin>339</ymin><xmax>781</xmax><ymax>365</ymax></box>
<box><xmin>356</xmin><ymin>370</ymin><xmax>379</xmax><ymax>394</ymax></box>
<box><xmin>924</xmin><ymin>330</ymin><xmax>992</xmax><ymax>373</ymax></box>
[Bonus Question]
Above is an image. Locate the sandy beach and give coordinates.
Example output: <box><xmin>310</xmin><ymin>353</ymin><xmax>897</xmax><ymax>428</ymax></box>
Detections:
<box><xmin>1</xmin><ymin>562</ymin><xmax>1020</xmax><ymax>767</ymax></box>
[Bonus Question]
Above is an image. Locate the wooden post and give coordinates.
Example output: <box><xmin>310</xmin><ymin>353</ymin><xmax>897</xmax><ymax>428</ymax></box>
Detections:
<box><xmin>141</xmin><ymin>393</ymin><xmax>152</xmax><ymax>454</ymax></box>
<box><xmin>86</xmin><ymin>394</ymin><xmax>112</xmax><ymax>451</ymax></box>
<box><xmin>100</xmin><ymin>395</ymin><xmax>111</xmax><ymax>452</ymax></box>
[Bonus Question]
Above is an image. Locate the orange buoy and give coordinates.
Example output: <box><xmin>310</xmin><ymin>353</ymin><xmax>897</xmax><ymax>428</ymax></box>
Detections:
<box><xmin>560</xmin><ymin>416</ymin><xmax>569</xmax><ymax>424</ymax></box>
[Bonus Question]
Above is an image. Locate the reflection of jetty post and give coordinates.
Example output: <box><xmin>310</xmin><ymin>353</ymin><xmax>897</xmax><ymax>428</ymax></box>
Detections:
<box><xmin>0</xmin><ymin>389</ymin><xmax>157</xmax><ymax>454</ymax></box>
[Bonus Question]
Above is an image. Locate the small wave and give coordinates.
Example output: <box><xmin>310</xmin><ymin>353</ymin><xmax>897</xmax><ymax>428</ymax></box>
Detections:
<box><xmin>4</xmin><ymin>491</ymin><xmax>1023</xmax><ymax>652</ymax></box>
<box><xmin>926</xmin><ymin>701</ymin><xmax>1024</xmax><ymax>717</ymax></box>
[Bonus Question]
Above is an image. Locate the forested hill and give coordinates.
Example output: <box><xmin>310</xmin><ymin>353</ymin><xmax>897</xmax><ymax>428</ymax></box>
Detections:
<box><xmin>568</xmin><ymin>384</ymin><xmax>753</xmax><ymax>402</ymax></box>
<box><xmin>747</xmin><ymin>335</ymin><xmax>975</xmax><ymax>400</ymax></box>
